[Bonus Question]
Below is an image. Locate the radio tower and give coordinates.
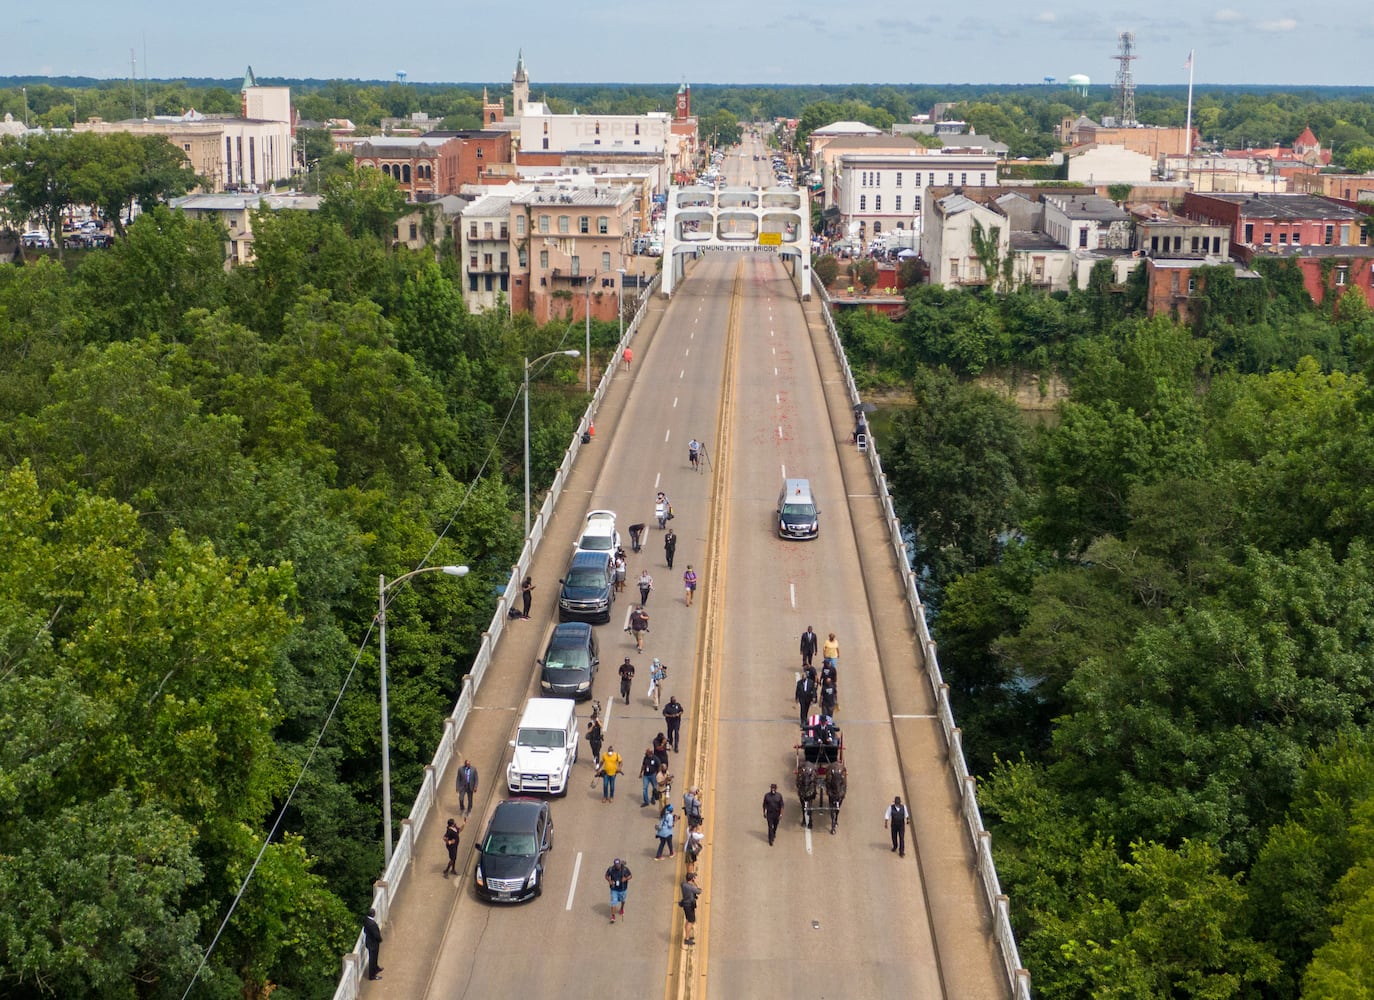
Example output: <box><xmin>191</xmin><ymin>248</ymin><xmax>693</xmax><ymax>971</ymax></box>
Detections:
<box><xmin>1113</xmin><ymin>31</ymin><xmax>1138</xmax><ymax>126</ymax></box>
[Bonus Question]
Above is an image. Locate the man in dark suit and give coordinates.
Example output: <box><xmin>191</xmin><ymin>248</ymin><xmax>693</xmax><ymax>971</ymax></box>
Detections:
<box><xmin>799</xmin><ymin>625</ymin><xmax>818</xmax><ymax>667</ymax></box>
<box><xmin>362</xmin><ymin>908</ymin><xmax>383</xmax><ymax>980</ymax></box>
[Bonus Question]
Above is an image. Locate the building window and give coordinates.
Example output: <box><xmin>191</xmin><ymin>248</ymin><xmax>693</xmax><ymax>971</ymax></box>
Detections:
<box><xmin>1187</xmin><ymin>276</ymin><xmax>1197</xmax><ymax>294</ymax></box>
<box><xmin>501</xmin><ymin>274</ymin><xmax>509</xmax><ymax>291</ymax></box>
<box><xmin>947</xmin><ymin>173</ymin><xmax>954</xmax><ymax>186</ymax></box>
<box><xmin>598</xmin><ymin>215</ymin><xmax>609</xmax><ymax>234</ymax></box>
<box><xmin>485</xmin><ymin>275</ymin><xmax>494</xmax><ymax>291</ymax></box>
<box><xmin>539</xmin><ymin>215</ymin><xmax>549</xmax><ymax>233</ymax></box>
<box><xmin>1325</xmin><ymin>224</ymin><xmax>1335</xmax><ymax>245</ymax></box>
<box><xmin>469</xmin><ymin>253</ymin><xmax>477</xmax><ymax>269</ymax></box>
<box><xmin>539</xmin><ymin>250</ymin><xmax>549</xmax><ymax>269</ymax></box>
<box><xmin>895</xmin><ymin>196</ymin><xmax>902</xmax><ymax>212</ymax></box>
<box><xmin>558</xmin><ymin>215</ymin><xmax>570</xmax><ymax>234</ymax></box>
<box><xmin>602</xmin><ymin>251</ymin><xmax>611</xmax><ymax>271</ymax></box>
<box><xmin>1078</xmin><ymin>228</ymin><xmax>1088</xmax><ymax>248</ymax></box>
<box><xmin>874</xmin><ymin>221</ymin><xmax>882</xmax><ymax>234</ymax></box>
<box><xmin>929</xmin><ymin>173</ymin><xmax>936</xmax><ymax>187</ymax></box>
<box><xmin>895</xmin><ymin>172</ymin><xmax>902</xmax><ymax>187</ymax></box>
<box><xmin>469</xmin><ymin>273</ymin><xmax>478</xmax><ymax>292</ymax></box>
<box><xmin>500</xmin><ymin>223</ymin><xmax>509</xmax><ymax>239</ymax></box>
<box><xmin>635</xmin><ymin>123</ymin><xmax>640</xmax><ymax>135</ymax></box>
<box><xmin>518</xmin><ymin>248</ymin><xmax>527</xmax><ymax>267</ymax></box>
<box><xmin>874</xmin><ymin>195</ymin><xmax>881</xmax><ymax>211</ymax></box>
<box><xmin>1244</xmin><ymin>223</ymin><xmax>1254</xmax><ymax>243</ymax></box>
<box><xmin>1335</xmin><ymin>266</ymin><xmax>1348</xmax><ymax>286</ymax></box>
<box><xmin>960</xmin><ymin>172</ymin><xmax>967</xmax><ymax>185</ymax></box>
<box><xmin>570</xmin><ymin>255</ymin><xmax>580</xmax><ymax>276</ymax></box>
<box><xmin>409</xmin><ymin>223</ymin><xmax>418</xmax><ymax>240</ymax></box>
<box><xmin>484</xmin><ymin>222</ymin><xmax>493</xmax><ymax>238</ymax></box>
<box><xmin>469</xmin><ymin>223</ymin><xmax>478</xmax><ymax>238</ymax></box>
<box><xmin>859</xmin><ymin>195</ymin><xmax>866</xmax><ymax>211</ymax></box>
<box><xmin>979</xmin><ymin>173</ymin><xmax>988</xmax><ymax>185</ymax></box>
<box><xmin>500</xmin><ymin>251</ymin><xmax>508</xmax><ymax>269</ymax></box>
<box><xmin>1278</xmin><ymin>232</ymin><xmax>1287</xmax><ymax>244</ymax></box>
<box><xmin>402</xmin><ymin>164</ymin><xmax>411</xmax><ymax>184</ymax></box>
<box><xmin>579</xmin><ymin>216</ymin><xmax>590</xmax><ymax>234</ymax></box>
<box><xmin>483</xmin><ymin>253</ymin><xmax>493</xmax><ymax>269</ymax></box>
<box><xmin>542</xmin><ymin>138</ymin><xmax>549</xmax><ymax>150</ymax></box>
<box><xmin>516</xmin><ymin>215</ymin><xmax>526</xmax><ymax>236</ymax></box>
<box><xmin>1263</xmin><ymin>230</ymin><xmax>1272</xmax><ymax>245</ymax></box>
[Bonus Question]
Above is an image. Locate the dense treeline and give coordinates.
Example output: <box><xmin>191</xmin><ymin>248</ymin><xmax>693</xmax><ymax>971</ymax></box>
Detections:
<box><xmin>0</xmin><ymin>168</ymin><xmax>619</xmax><ymax>998</ymax></box>
<box><xmin>857</xmin><ymin>270</ymin><xmax>1374</xmax><ymax>994</ymax></box>
<box><xmin>4</xmin><ymin>77</ymin><xmax>1373</xmax><ymax>164</ymax></box>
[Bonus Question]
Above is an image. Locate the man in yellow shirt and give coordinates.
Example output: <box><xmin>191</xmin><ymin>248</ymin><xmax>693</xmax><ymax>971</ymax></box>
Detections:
<box><xmin>600</xmin><ymin>745</ymin><xmax>623</xmax><ymax>802</ymax></box>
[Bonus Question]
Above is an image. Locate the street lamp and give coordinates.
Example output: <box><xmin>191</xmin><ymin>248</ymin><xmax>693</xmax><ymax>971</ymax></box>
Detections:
<box><xmin>524</xmin><ymin>350</ymin><xmax>581</xmax><ymax>538</ymax></box>
<box><xmin>584</xmin><ymin>273</ymin><xmax>596</xmax><ymax>394</ymax></box>
<box><xmin>378</xmin><ymin>563</ymin><xmax>469</xmax><ymax>868</ymax></box>
<box><xmin>617</xmin><ymin>267</ymin><xmax>627</xmax><ymax>348</ymax></box>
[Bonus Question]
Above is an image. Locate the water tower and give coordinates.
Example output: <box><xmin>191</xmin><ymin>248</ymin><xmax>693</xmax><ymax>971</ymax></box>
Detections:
<box><xmin>1068</xmin><ymin>73</ymin><xmax>1090</xmax><ymax>97</ymax></box>
<box><xmin>396</xmin><ymin>70</ymin><xmax>407</xmax><ymax>85</ymax></box>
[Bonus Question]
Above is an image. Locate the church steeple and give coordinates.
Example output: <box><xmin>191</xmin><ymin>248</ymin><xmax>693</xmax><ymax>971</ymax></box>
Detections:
<box><xmin>512</xmin><ymin>51</ymin><xmax>529</xmax><ymax>115</ymax></box>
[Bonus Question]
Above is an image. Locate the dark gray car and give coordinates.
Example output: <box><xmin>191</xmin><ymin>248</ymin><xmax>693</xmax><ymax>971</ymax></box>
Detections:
<box><xmin>474</xmin><ymin>798</ymin><xmax>553</xmax><ymax>903</ymax></box>
<box><xmin>539</xmin><ymin>622</ymin><xmax>600</xmax><ymax>699</ymax></box>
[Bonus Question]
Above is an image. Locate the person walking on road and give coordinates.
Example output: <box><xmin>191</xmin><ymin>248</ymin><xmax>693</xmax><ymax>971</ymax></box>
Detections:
<box><xmin>586</xmin><ymin>714</ymin><xmax>604</xmax><ymax>767</ymax></box>
<box><xmin>763</xmin><ymin>783</ymin><xmax>785</xmax><ymax>846</ymax></box>
<box><xmin>520</xmin><ymin>576</ymin><xmax>535</xmax><ymax>619</ymax></box>
<box><xmin>630</xmin><ymin>605</ymin><xmax>650</xmax><ymax>652</ymax></box>
<box><xmin>442</xmin><ymin>817</ymin><xmax>464</xmax><ymax>877</ymax></box>
<box><xmin>688</xmin><ymin>438</ymin><xmax>701</xmax><ymax>473</ymax></box>
<box><xmin>638</xmin><ymin>569</ymin><xmax>654</xmax><ymax>605</ymax></box>
<box><xmin>820</xmin><ymin>678</ymin><xmax>838</xmax><ymax>718</ymax></box>
<box><xmin>663</xmin><ymin>696</ymin><xmax>684</xmax><ymax>751</ymax></box>
<box><xmin>795</xmin><ymin>673</ymin><xmax>817</xmax><ymax>726</ymax></box>
<box><xmin>680</xmin><ymin>871</ymin><xmax>701</xmax><ymax>944</ymax></box>
<box><xmin>884</xmin><ymin>795</ymin><xmax>910</xmax><ymax>857</ymax></box>
<box><xmin>362</xmin><ymin>908</ymin><xmax>384</xmax><ymax>980</ymax></box>
<box><xmin>628</xmin><ymin>523</ymin><xmax>645</xmax><ymax>553</ymax></box>
<box><xmin>655</xmin><ymin>804</ymin><xmax>677</xmax><ymax>860</ymax></box>
<box><xmin>639</xmin><ymin>746</ymin><xmax>659</xmax><ymax>807</ymax></box>
<box><xmin>683</xmin><ymin>785</ymin><xmax>703</xmax><ymax>827</ymax></box>
<box><xmin>683</xmin><ymin>818</ymin><xmax>705</xmax><ymax>875</ymax></box>
<box><xmin>599</xmin><ymin>746</ymin><xmax>623</xmax><ymax>801</ymax></box>
<box><xmin>655</xmin><ymin>763</ymin><xmax>674</xmax><ymax>818</ymax></box>
<box><xmin>606</xmin><ymin>858</ymin><xmax>632</xmax><ymax>922</ymax></box>
<box><xmin>683</xmin><ymin>565</ymin><xmax>698</xmax><ymax>607</ymax></box>
<box><xmin>619</xmin><ymin>657</ymin><xmax>636</xmax><ymax>704</ymax></box>
<box><xmin>622</xmin><ymin>346</ymin><xmax>633</xmax><ymax>372</ymax></box>
<box><xmin>613</xmin><ymin>553</ymin><xmax>627</xmax><ymax>593</ymax></box>
<box><xmin>822</xmin><ymin>632</ymin><xmax>840</xmax><ymax>673</ymax></box>
<box><xmin>455</xmin><ymin>759</ymin><xmax>478</xmax><ymax>817</ymax></box>
<box><xmin>664</xmin><ymin>528</ymin><xmax>677</xmax><ymax>569</ymax></box>
<box><xmin>800</xmin><ymin>625</ymin><xmax>818</xmax><ymax>668</ymax></box>
<box><xmin>648</xmin><ymin>658</ymin><xmax>667</xmax><ymax>710</ymax></box>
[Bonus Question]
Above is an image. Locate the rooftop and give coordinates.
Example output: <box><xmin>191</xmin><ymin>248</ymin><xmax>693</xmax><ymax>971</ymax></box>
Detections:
<box><xmin>811</xmin><ymin>121</ymin><xmax>882</xmax><ymax>136</ymax></box>
<box><xmin>1194</xmin><ymin>192</ymin><xmax>1367</xmax><ymax>221</ymax></box>
<box><xmin>1044</xmin><ymin>193</ymin><xmax>1130</xmax><ymax>223</ymax></box>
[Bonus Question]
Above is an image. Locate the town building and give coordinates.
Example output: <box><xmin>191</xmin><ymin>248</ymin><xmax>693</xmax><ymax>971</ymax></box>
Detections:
<box><xmin>351</xmin><ymin>131</ymin><xmax>512</xmax><ymax>200</ymax></box>
<box><xmin>75</xmin><ymin>68</ymin><xmax>295</xmax><ymax>192</ymax></box>
<box><xmin>170</xmin><ymin>192</ymin><xmax>321</xmax><ymax>265</ymax></box>
<box><xmin>1059</xmin><ymin>117</ymin><xmax>1194</xmax><ymax>159</ymax></box>
<box><xmin>1292</xmin><ymin>171</ymin><xmax>1374</xmax><ymax>204</ymax></box>
<box><xmin>1065</xmin><ymin>144</ymin><xmax>1153</xmax><ymax>185</ymax></box>
<box><xmin>460</xmin><ymin>193</ymin><xmax>515</xmax><ymax>312</ymax></box>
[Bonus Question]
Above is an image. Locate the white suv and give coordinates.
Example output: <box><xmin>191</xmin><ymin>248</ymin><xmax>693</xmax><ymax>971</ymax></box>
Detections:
<box><xmin>574</xmin><ymin>510</ymin><xmax>620</xmax><ymax>554</ymax></box>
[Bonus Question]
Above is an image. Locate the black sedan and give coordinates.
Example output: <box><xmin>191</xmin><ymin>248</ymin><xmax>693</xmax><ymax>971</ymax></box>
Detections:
<box><xmin>539</xmin><ymin>622</ymin><xmax>599</xmax><ymax>699</ymax></box>
<box><xmin>474</xmin><ymin>798</ymin><xmax>553</xmax><ymax>903</ymax></box>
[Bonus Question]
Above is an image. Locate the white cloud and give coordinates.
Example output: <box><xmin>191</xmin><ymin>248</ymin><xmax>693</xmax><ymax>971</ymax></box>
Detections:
<box><xmin>1213</xmin><ymin>8</ymin><xmax>1244</xmax><ymax>22</ymax></box>
<box><xmin>1258</xmin><ymin>17</ymin><xmax>1298</xmax><ymax>31</ymax></box>
<box><xmin>1032</xmin><ymin>11</ymin><xmax>1056</xmax><ymax>23</ymax></box>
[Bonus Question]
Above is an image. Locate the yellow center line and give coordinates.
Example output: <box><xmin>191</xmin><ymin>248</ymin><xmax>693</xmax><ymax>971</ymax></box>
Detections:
<box><xmin>665</xmin><ymin>260</ymin><xmax>744</xmax><ymax>1000</ymax></box>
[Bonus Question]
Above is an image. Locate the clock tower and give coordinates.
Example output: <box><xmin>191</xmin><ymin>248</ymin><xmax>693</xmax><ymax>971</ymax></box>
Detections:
<box><xmin>675</xmin><ymin>82</ymin><xmax>691</xmax><ymax>120</ymax></box>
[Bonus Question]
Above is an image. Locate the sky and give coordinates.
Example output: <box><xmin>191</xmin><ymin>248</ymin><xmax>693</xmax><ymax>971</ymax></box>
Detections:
<box><xmin>10</xmin><ymin>1</ymin><xmax>1374</xmax><ymax>87</ymax></box>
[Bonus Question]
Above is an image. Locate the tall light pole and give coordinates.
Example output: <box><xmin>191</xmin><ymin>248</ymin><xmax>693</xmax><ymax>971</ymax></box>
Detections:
<box><xmin>584</xmin><ymin>273</ymin><xmax>596</xmax><ymax>394</ymax></box>
<box><xmin>378</xmin><ymin>564</ymin><xmax>469</xmax><ymax>868</ymax></box>
<box><xmin>525</xmin><ymin>349</ymin><xmax>581</xmax><ymax>538</ymax></box>
<box><xmin>616</xmin><ymin>267</ymin><xmax>627</xmax><ymax>347</ymax></box>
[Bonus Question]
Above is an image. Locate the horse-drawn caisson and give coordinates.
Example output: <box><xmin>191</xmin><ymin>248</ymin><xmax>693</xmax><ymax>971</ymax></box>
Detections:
<box><xmin>794</xmin><ymin>716</ymin><xmax>847</xmax><ymax>834</ymax></box>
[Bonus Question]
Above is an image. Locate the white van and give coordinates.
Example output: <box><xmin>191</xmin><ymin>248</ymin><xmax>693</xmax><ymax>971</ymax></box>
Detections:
<box><xmin>507</xmin><ymin>698</ymin><xmax>579</xmax><ymax>795</ymax></box>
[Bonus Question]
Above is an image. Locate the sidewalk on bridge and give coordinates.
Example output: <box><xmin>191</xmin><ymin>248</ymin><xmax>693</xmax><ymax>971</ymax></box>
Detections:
<box><xmin>361</xmin><ymin>288</ymin><xmax>673</xmax><ymax>999</ymax></box>
<box><xmin>800</xmin><ymin>293</ymin><xmax>1010</xmax><ymax>1000</ymax></box>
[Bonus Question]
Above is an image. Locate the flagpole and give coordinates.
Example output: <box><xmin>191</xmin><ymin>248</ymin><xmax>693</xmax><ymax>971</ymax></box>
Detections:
<box><xmin>1184</xmin><ymin>49</ymin><xmax>1195</xmax><ymax>176</ymax></box>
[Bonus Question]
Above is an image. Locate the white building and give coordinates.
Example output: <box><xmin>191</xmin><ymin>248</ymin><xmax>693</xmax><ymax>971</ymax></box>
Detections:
<box><xmin>921</xmin><ymin>192</ymin><xmax>1011</xmax><ymax>287</ymax></box>
<box><xmin>460</xmin><ymin>193</ymin><xmax>514</xmax><ymax>312</ymax></box>
<box><xmin>1065</xmin><ymin>144</ymin><xmax>1154</xmax><ymax>185</ymax></box>
<box><xmin>832</xmin><ymin>151</ymin><xmax>999</xmax><ymax>242</ymax></box>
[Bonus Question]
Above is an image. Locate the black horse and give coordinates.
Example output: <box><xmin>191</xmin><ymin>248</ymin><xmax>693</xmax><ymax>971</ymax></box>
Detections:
<box><xmin>795</xmin><ymin>761</ymin><xmax>819</xmax><ymax>830</ymax></box>
<box><xmin>824</xmin><ymin>762</ymin><xmax>847</xmax><ymax>835</ymax></box>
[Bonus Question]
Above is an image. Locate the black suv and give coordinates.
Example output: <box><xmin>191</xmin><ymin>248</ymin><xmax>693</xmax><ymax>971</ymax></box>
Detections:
<box><xmin>474</xmin><ymin>798</ymin><xmax>553</xmax><ymax>903</ymax></box>
<box><xmin>539</xmin><ymin>622</ymin><xmax>600</xmax><ymax>699</ymax></box>
<box><xmin>557</xmin><ymin>550</ymin><xmax>615</xmax><ymax>624</ymax></box>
